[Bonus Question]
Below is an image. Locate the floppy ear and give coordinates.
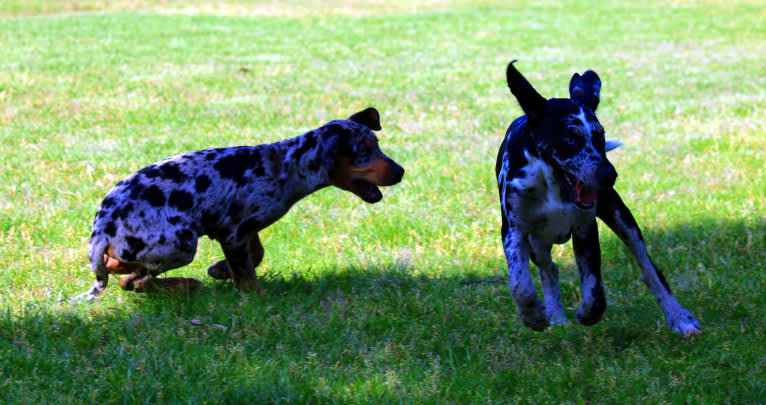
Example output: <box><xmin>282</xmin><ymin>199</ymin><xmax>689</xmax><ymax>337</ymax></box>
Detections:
<box><xmin>569</xmin><ymin>70</ymin><xmax>601</xmax><ymax>111</ymax></box>
<box><xmin>320</xmin><ymin>124</ymin><xmax>352</xmax><ymax>171</ymax></box>
<box><xmin>506</xmin><ymin>60</ymin><xmax>547</xmax><ymax>122</ymax></box>
<box><xmin>320</xmin><ymin>125</ymin><xmax>342</xmax><ymax>170</ymax></box>
<box><xmin>349</xmin><ymin>107</ymin><xmax>382</xmax><ymax>131</ymax></box>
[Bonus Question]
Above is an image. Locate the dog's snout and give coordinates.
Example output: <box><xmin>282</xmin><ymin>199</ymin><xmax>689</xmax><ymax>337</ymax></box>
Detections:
<box><xmin>597</xmin><ymin>163</ymin><xmax>617</xmax><ymax>188</ymax></box>
<box><xmin>388</xmin><ymin>160</ymin><xmax>405</xmax><ymax>185</ymax></box>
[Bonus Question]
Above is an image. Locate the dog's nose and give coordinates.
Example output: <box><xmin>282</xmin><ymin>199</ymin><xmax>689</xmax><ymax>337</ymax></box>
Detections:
<box><xmin>597</xmin><ymin>163</ymin><xmax>617</xmax><ymax>188</ymax></box>
<box><xmin>390</xmin><ymin>162</ymin><xmax>405</xmax><ymax>184</ymax></box>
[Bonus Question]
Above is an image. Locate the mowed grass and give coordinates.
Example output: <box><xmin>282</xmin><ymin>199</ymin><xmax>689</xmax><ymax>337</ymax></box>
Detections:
<box><xmin>1</xmin><ymin>0</ymin><xmax>764</xmax><ymax>402</ymax></box>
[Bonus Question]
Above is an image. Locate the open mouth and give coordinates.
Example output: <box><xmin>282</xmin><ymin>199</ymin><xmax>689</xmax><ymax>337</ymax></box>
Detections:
<box><xmin>557</xmin><ymin>171</ymin><xmax>597</xmax><ymax>210</ymax></box>
<box><xmin>353</xmin><ymin>180</ymin><xmax>383</xmax><ymax>203</ymax></box>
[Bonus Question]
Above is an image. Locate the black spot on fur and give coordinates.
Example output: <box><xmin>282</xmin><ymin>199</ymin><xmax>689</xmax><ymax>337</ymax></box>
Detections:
<box><xmin>128</xmin><ymin>183</ymin><xmax>146</xmax><ymax>200</ymax></box>
<box><xmin>167</xmin><ymin>216</ymin><xmax>182</xmax><ymax>225</ymax></box>
<box><xmin>104</xmin><ymin>221</ymin><xmax>117</xmax><ymax>237</ymax></box>
<box><xmin>293</xmin><ymin>131</ymin><xmax>318</xmax><ymax>160</ymax></box>
<box><xmin>213</xmin><ymin>148</ymin><xmax>258</xmax><ymax>185</ymax></box>
<box><xmin>205</xmin><ymin>148</ymin><xmax>224</xmax><ymax>161</ymax></box>
<box><xmin>159</xmin><ymin>163</ymin><xmax>186</xmax><ymax>183</ymax></box>
<box><xmin>122</xmin><ymin>236</ymin><xmax>147</xmax><ymax>262</ymax></box>
<box><xmin>139</xmin><ymin>165</ymin><xmax>161</xmax><ymax>179</ymax></box>
<box><xmin>141</xmin><ymin>185</ymin><xmax>166</xmax><ymax>207</ymax></box>
<box><xmin>195</xmin><ymin>175</ymin><xmax>212</xmax><ymax>193</ymax></box>
<box><xmin>175</xmin><ymin>229</ymin><xmax>196</xmax><ymax>252</ymax></box>
<box><xmin>158</xmin><ymin>235</ymin><xmax>166</xmax><ymax>244</ymax></box>
<box><xmin>111</xmin><ymin>202</ymin><xmax>134</xmax><ymax>221</ymax></box>
<box><xmin>101</xmin><ymin>196</ymin><xmax>117</xmax><ymax>209</ymax></box>
<box><xmin>169</xmin><ymin>190</ymin><xmax>194</xmax><ymax>211</ymax></box>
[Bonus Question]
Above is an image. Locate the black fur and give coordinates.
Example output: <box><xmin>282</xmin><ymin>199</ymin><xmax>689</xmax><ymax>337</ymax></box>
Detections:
<box><xmin>496</xmin><ymin>61</ymin><xmax>700</xmax><ymax>334</ymax></box>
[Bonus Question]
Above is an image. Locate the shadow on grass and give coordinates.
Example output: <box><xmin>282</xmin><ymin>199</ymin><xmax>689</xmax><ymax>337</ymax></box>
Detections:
<box><xmin>1</xmin><ymin>218</ymin><xmax>763</xmax><ymax>402</ymax></box>
<box><xmin>5</xmin><ymin>217</ymin><xmax>764</xmax><ymax>341</ymax></box>
<box><xmin>0</xmin><ymin>219</ymin><xmax>766</xmax><ymax>356</ymax></box>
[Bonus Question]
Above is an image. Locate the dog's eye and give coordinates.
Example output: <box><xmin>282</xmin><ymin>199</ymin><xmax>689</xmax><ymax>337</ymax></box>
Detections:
<box><xmin>565</xmin><ymin>137</ymin><xmax>575</xmax><ymax>145</ymax></box>
<box><xmin>358</xmin><ymin>149</ymin><xmax>369</xmax><ymax>157</ymax></box>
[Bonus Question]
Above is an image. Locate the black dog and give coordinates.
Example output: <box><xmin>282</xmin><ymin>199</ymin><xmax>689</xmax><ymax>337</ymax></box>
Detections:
<box><xmin>69</xmin><ymin>107</ymin><xmax>404</xmax><ymax>301</ymax></box>
<box><xmin>496</xmin><ymin>61</ymin><xmax>700</xmax><ymax>334</ymax></box>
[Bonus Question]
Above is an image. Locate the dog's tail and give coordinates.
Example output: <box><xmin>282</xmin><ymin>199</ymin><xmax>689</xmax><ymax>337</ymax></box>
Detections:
<box><xmin>605</xmin><ymin>140</ymin><xmax>623</xmax><ymax>152</ymax></box>
<box><xmin>67</xmin><ymin>238</ymin><xmax>110</xmax><ymax>302</ymax></box>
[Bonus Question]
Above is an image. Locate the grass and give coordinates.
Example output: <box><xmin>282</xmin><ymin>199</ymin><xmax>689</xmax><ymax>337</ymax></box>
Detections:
<box><xmin>0</xmin><ymin>0</ymin><xmax>764</xmax><ymax>402</ymax></box>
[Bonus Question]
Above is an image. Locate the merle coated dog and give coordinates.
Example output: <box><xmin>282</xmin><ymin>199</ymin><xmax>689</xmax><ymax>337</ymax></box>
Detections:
<box><xmin>69</xmin><ymin>107</ymin><xmax>404</xmax><ymax>301</ymax></box>
<box><xmin>496</xmin><ymin>61</ymin><xmax>700</xmax><ymax>334</ymax></box>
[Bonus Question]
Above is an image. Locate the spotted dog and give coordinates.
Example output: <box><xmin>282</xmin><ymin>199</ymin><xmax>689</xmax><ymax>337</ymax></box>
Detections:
<box><xmin>69</xmin><ymin>107</ymin><xmax>404</xmax><ymax>301</ymax></box>
<box><xmin>496</xmin><ymin>61</ymin><xmax>700</xmax><ymax>334</ymax></box>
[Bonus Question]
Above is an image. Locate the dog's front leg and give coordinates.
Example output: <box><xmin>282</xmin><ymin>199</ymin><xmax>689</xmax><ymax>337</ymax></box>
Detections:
<box><xmin>572</xmin><ymin>220</ymin><xmax>607</xmax><ymax>326</ymax></box>
<box><xmin>219</xmin><ymin>238</ymin><xmax>264</xmax><ymax>295</ymax></box>
<box><xmin>529</xmin><ymin>236</ymin><xmax>566</xmax><ymax>325</ymax></box>
<box><xmin>504</xmin><ymin>230</ymin><xmax>548</xmax><ymax>331</ymax></box>
<box><xmin>597</xmin><ymin>189</ymin><xmax>700</xmax><ymax>334</ymax></box>
<box><xmin>208</xmin><ymin>234</ymin><xmax>265</xmax><ymax>281</ymax></box>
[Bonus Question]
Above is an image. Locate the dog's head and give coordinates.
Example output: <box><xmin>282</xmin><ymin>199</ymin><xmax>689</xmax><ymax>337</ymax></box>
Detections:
<box><xmin>506</xmin><ymin>60</ymin><xmax>619</xmax><ymax>210</ymax></box>
<box><xmin>321</xmin><ymin>107</ymin><xmax>405</xmax><ymax>203</ymax></box>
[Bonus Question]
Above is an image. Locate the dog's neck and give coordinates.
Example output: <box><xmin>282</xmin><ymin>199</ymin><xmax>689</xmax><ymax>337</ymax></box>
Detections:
<box><xmin>274</xmin><ymin>132</ymin><xmax>331</xmax><ymax>206</ymax></box>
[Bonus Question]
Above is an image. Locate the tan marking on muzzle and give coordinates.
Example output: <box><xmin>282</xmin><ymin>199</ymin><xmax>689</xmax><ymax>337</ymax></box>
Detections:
<box><xmin>347</xmin><ymin>155</ymin><xmax>398</xmax><ymax>185</ymax></box>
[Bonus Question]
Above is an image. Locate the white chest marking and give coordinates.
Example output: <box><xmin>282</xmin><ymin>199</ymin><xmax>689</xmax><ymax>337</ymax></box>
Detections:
<box><xmin>510</xmin><ymin>152</ymin><xmax>595</xmax><ymax>244</ymax></box>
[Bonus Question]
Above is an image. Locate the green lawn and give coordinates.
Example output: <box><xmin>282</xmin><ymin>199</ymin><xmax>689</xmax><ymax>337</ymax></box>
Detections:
<box><xmin>1</xmin><ymin>0</ymin><xmax>764</xmax><ymax>403</ymax></box>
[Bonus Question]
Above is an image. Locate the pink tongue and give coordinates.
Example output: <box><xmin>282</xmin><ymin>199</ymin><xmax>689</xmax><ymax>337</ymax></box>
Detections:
<box><xmin>576</xmin><ymin>180</ymin><xmax>597</xmax><ymax>205</ymax></box>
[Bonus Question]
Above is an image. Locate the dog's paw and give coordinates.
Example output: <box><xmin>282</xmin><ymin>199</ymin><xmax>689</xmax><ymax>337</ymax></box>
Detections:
<box><xmin>668</xmin><ymin>309</ymin><xmax>701</xmax><ymax>335</ymax></box>
<box><xmin>544</xmin><ymin>298</ymin><xmax>567</xmax><ymax>325</ymax></box>
<box><xmin>518</xmin><ymin>298</ymin><xmax>549</xmax><ymax>331</ymax></box>
<box><xmin>575</xmin><ymin>309</ymin><xmax>604</xmax><ymax>326</ymax></box>
<box><xmin>547</xmin><ymin>309</ymin><xmax>567</xmax><ymax>326</ymax></box>
<box><xmin>207</xmin><ymin>260</ymin><xmax>232</xmax><ymax>280</ymax></box>
<box><xmin>66</xmin><ymin>292</ymin><xmax>97</xmax><ymax>303</ymax></box>
<box><xmin>575</xmin><ymin>298</ymin><xmax>607</xmax><ymax>326</ymax></box>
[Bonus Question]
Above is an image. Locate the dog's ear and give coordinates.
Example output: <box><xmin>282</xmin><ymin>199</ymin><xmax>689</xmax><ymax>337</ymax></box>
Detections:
<box><xmin>569</xmin><ymin>70</ymin><xmax>601</xmax><ymax>111</ymax></box>
<box><xmin>506</xmin><ymin>60</ymin><xmax>547</xmax><ymax>122</ymax></box>
<box><xmin>320</xmin><ymin>124</ymin><xmax>350</xmax><ymax>170</ymax></box>
<box><xmin>349</xmin><ymin>107</ymin><xmax>382</xmax><ymax>131</ymax></box>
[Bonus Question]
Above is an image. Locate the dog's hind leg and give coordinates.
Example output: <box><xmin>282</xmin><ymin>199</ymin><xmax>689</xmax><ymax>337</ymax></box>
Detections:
<box><xmin>572</xmin><ymin>220</ymin><xmax>607</xmax><ymax>326</ymax></box>
<box><xmin>597</xmin><ymin>188</ymin><xmax>700</xmax><ymax>334</ymax></box>
<box><xmin>529</xmin><ymin>236</ymin><xmax>566</xmax><ymax>325</ymax></box>
<box><xmin>105</xmin><ymin>254</ymin><xmax>144</xmax><ymax>275</ymax></box>
<box><xmin>67</xmin><ymin>241</ymin><xmax>110</xmax><ymax>302</ymax></box>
